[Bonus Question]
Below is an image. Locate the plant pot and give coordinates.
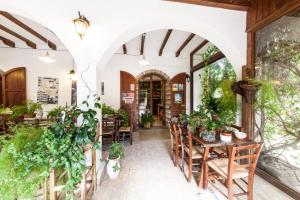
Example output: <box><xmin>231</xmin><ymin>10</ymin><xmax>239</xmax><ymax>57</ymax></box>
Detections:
<box><xmin>144</xmin><ymin>122</ymin><xmax>151</xmax><ymax>129</ymax></box>
<box><xmin>107</xmin><ymin>158</ymin><xmax>120</xmax><ymax>179</ymax></box>
<box><xmin>23</xmin><ymin>113</ymin><xmax>36</xmax><ymax>118</ymax></box>
<box><xmin>220</xmin><ymin>132</ymin><xmax>232</xmax><ymax>143</ymax></box>
<box><xmin>202</xmin><ymin>130</ymin><xmax>216</xmax><ymax>142</ymax></box>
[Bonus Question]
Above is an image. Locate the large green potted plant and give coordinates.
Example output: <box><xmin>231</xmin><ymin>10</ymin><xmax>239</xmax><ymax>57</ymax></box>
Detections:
<box><xmin>9</xmin><ymin>95</ymin><xmax>101</xmax><ymax>199</ymax></box>
<box><xmin>11</xmin><ymin>100</ymin><xmax>42</xmax><ymax>119</ymax></box>
<box><xmin>107</xmin><ymin>142</ymin><xmax>124</xmax><ymax>179</ymax></box>
<box><xmin>141</xmin><ymin>113</ymin><xmax>154</xmax><ymax>128</ymax></box>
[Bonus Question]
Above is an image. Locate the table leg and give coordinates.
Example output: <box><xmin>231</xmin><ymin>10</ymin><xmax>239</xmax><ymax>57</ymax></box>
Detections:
<box><xmin>198</xmin><ymin>147</ymin><xmax>210</xmax><ymax>190</ymax></box>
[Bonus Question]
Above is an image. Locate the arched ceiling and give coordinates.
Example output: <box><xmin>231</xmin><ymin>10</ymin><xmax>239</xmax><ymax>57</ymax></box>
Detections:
<box><xmin>115</xmin><ymin>29</ymin><xmax>213</xmax><ymax>59</ymax></box>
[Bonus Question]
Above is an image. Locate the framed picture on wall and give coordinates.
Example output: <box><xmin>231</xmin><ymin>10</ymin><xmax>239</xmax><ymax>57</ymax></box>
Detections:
<box><xmin>178</xmin><ymin>84</ymin><xmax>184</xmax><ymax>91</ymax></box>
<box><xmin>71</xmin><ymin>80</ymin><xmax>77</xmax><ymax>106</ymax></box>
<box><xmin>174</xmin><ymin>93</ymin><xmax>182</xmax><ymax>104</ymax></box>
<box><xmin>172</xmin><ymin>84</ymin><xmax>178</xmax><ymax>91</ymax></box>
<box><xmin>37</xmin><ymin>77</ymin><xmax>59</xmax><ymax>104</ymax></box>
<box><xmin>101</xmin><ymin>82</ymin><xmax>104</xmax><ymax>95</ymax></box>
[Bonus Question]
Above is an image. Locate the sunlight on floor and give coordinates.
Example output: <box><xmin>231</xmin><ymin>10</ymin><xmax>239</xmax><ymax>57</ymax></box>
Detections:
<box><xmin>93</xmin><ymin>128</ymin><xmax>293</xmax><ymax>200</ymax></box>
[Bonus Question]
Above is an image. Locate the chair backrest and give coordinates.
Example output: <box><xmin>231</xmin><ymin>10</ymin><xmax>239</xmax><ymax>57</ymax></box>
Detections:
<box><xmin>227</xmin><ymin>143</ymin><xmax>263</xmax><ymax>178</ymax></box>
<box><xmin>176</xmin><ymin>125</ymin><xmax>192</xmax><ymax>151</ymax></box>
<box><xmin>102</xmin><ymin>119</ymin><xmax>115</xmax><ymax>130</ymax></box>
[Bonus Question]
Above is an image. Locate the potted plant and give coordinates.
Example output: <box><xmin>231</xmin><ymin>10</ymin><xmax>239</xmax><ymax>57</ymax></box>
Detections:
<box><xmin>117</xmin><ymin>108</ymin><xmax>129</xmax><ymax>126</ymax></box>
<box><xmin>101</xmin><ymin>103</ymin><xmax>115</xmax><ymax>118</ymax></box>
<box><xmin>107</xmin><ymin>142</ymin><xmax>124</xmax><ymax>179</ymax></box>
<box><xmin>188</xmin><ymin>105</ymin><xmax>208</xmax><ymax>134</ymax></box>
<box><xmin>11</xmin><ymin>100</ymin><xmax>42</xmax><ymax>119</ymax></box>
<box><xmin>141</xmin><ymin>113</ymin><xmax>154</xmax><ymax>128</ymax></box>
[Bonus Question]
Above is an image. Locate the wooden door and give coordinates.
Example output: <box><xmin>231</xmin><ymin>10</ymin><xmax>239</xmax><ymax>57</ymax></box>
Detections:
<box><xmin>170</xmin><ymin>73</ymin><xmax>186</xmax><ymax>117</ymax></box>
<box><xmin>120</xmin><ymin>71</ymin><xmax>136</xmax><ymax>124</ymax></box>
<box><xmin>2</xmin><ymin>67</ymin><xmax>26</xmax><ymax>106</ymax></box>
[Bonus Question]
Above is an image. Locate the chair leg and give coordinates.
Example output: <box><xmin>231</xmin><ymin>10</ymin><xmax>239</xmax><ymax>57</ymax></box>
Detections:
<box><xmin>130</xmin><ymin>131</ymin><xmax>133</xmax><ymax>145</ymax></box>
<box><xmin>188</xmin><ymin>155</ymin><xmax>192</xmax><ymax>182</ymax></box>
<box><xmin>247</xmin><ymin>174</ymin><xmax>254</xmax><ymax>200</ymax></box>
<box><xmin>227</xmin><ymin>178</ymin><xmax>234</xmax><ymax>200</ymax></box>
<box><xmin>181</xmin><ymin>150</ymin><xmax>185</xmax><ymax>174</ymax></box>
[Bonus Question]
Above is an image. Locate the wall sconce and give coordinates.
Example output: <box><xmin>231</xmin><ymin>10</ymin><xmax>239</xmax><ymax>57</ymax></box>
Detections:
<box><xmin>185</xmin><ymin>74</ymin><xmax>191</xmax><ymax>83</ymax></box>
<box><xmin>68</xmin><ymin>58</ymin><xmax>76</xmax><ymax>80</ymax></box>
<box><xmin>73</xmin><ymin>11</ymin><xmax>90</xmax><ymax>39</ymax></box>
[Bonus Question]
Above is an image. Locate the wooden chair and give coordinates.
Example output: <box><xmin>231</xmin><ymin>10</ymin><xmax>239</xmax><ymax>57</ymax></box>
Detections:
<box><xmin>117</xmin><ymin>114</ymin><xmax>134</xmax><ymax>145</ymax></box>
<box><xmin>101</xmin><ymin>119</ymin><xmax>115</xmax><ymax>144</ymax></box>
<box><xmin>176</xmin><ymin>125</ymin><xmax>203</xmax><ymax>182</ymax></box>
<box><xmin>167</xmin><ymin>120</ymin><xmax>181</xmax><ymax>167</ymax></box>
<box><xmin>207</xmin><ymin>142</ymin><xmax>263</xmax><ymax>200</ymax></box>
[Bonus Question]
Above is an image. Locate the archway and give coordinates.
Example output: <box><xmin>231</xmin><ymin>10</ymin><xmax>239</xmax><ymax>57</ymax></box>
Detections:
<box><xmin>136</xmin><ymin>69</ymin><xmax>171</xmax><ymax>127</ymax></box>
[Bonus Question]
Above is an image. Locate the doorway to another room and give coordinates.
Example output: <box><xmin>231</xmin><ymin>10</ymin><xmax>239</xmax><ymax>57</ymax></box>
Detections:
<box><xmin>138</xmin><ymin>73</ymin><xmax>167</xmax><ymax>127</ymax></box>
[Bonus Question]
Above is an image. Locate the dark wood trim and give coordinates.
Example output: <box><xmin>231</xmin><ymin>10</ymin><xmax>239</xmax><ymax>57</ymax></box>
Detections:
<box><xmin>191</xmin><ymin>51</ymin><xmax>225</xmax><ymax>72</ymax></box>
<box><xmin>190</xmin><ymin>70</ymin><xmax>194</xmax><ymax>113</ymax></box>
<box><xmin>246</xmin><ymin>2</ymin><xmax>300</xmax><ymax>32</ymax></box>
<box><xmin>122</xmin><ymin>44</ymin><xmax>127</xmax><ymax>54</ymax></box>
<box><xmin>176</xmin><ymin>33</ymin><xmax>195</xmax><ymax>57</ymax></box>
<box><xmin>190</xmin><ymin>39</ymin><xmax>208</xmax><ymax>56</ymax></box>
<box><xmin>166</xmin><ymin>0</ymin><xmax>250</xmax><ymax>11</ymax></box>
<box><xmin>256</xmin><ymin>168</ymin><xmax>300</xmax><ymax>200</ymax></box>
<box><xmin>0</xmin><ymin>35</ymin><xmax>15</xmax><ymax>47</ymax></box>
<box><xmin>140</xmin><ymin>33</ymin><xmax>145</xmax><ymax>55</ymax></box>
<box><xmin>159</xmin><ymin>29</ymin><xmax>172</xmax><ymax>56</ymax></box>
<box><xmin>0</xmin><ymin>11</ymin><xmax>56</xmax><ymax>50</ymax></box>
<box><xmin>0</xmin><ymin>24</ymin><xmax>36</xmax><ymax>49</ymax></box>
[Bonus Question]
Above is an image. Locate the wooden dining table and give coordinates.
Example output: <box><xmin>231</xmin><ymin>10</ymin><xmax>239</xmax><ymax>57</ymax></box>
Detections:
<box><xmin>191</xmin><ymin>132</ymin><xmax>256</xmax><ymax>190</ymax></box>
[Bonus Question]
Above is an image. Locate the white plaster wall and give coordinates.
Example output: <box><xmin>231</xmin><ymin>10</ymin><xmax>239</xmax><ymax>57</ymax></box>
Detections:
<box><xmin>98</xmin><ymin>53</ymin><xmax>189</xmax><ymax>110</ymax></box>
<box><xmin>0</xmin><ymin>48</ymin><xmax>73</xmax><ymax>113</ymax></box>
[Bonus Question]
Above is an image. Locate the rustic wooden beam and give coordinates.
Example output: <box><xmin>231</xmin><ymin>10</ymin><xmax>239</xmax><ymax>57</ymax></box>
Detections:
<box><xmin>166</xmin><ymin>0</ymin><xmax>251</xmax><ymax>11</ymax></box>
<box><xmin>0</xmin><ymin>11</ymin><xmax>56</xmax><ymax>50</ymax></box>
<box><xmin>0</xmin><ymin>24</ymin><xmax>36</xmax><ymax>49</ymax></box>
<box><xmin>122</xmin><ymin>44</ymin><xmax>127</xmax><ymax>54</ymax></box>
<box><xmin>176</xmin><ymin>33</ymin><xmax>195</xmax><ymax>57</ymax></box>
<box><xmin>191</xmin><ymin>51</ymin><xmax>225</xmax><ymax>72</ymax></box>
<box><xmin>190</xmin><ymin>39</ymin><xmax>208</xmax><ymax>56</ymax></box>
<box><xmin>140</xmin><ymin>33</ymin><xmax>145</xmax><ymax>55</ymax></box>
<box><xmin>0</xmin><ymin>35</ymin><xmax>15</xmax><ymax>47</ymax></box>
<box><xmin>159</xmin><ymin>29</ymin><xmax>172</xmax><ymax>56</ymax></box>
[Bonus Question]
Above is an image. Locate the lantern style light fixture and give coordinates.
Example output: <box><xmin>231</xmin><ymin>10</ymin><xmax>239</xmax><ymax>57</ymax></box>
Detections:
<box><xmin>39</xmin><ymin>51</ymin><xmax>55</xmax><ymax>63</ymax></box>
<box><xmin>73</xmin><ymin>11</ymin><xmax>90</xmax><ymax>39</ymax></box>
<box><xmin>138</xmin><ymin>55</ymin><xmax>150</xmax><ymax>66</ymax></box>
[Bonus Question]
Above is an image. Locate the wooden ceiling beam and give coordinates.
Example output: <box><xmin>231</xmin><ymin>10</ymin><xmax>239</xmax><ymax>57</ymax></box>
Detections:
<box><xmin>190</xmin><ymin>39</ymin><xmax>208</xmax><ymax>56</ymax></box>
<box><xmin>192</xmin><ymin>51</ymin><xmax>225</xmax><ymax>72</ymax></box>
<box><xmin>176</xmin><ymin>33</ymin><xmax>195</xmax><ymax>57</ymax></box>
<box><xmin>122</xmin><ymin>44</ymin><xmax>127</xmax><ymax>54</ymax></box>
<box><xmin>159</xmin><ymin>29</ymin><xmax>172</xmax><ymax>56</ymax></box>
<box><xmin>0</xmin><ymin>11</ymin><xmax>56</xmax><ymax>50</ymax></box>
<box><xmin>166</xmin><ymin>0</ymin><xmax>251</xmax><ymax>11</ymax></box>
<box><xmin>0</xmin><ymin>35</ymin><xmax>15</xmax><ymax>48</ymax></box>
<box><xmin>140</xmin><ymin>33</ymin><xmax>145</xmax><ymax>55</ymax></box>
<box><xmin>0</xmin><ymin>24</ymin><xmax>36</xmax><ymax>49</ymax></box>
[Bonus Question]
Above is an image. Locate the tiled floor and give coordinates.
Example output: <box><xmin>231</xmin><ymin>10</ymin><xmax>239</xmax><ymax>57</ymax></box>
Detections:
<box><xmin>93</xmin><ymin>128</ymin><xmax>293</xmax><ymax>200</ymax></box>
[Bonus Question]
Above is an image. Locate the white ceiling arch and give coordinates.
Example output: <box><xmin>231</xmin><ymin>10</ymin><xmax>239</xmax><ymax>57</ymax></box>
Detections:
<box><xmin>0</xmin><ymin>0</ymin><xmax>247</xmax><ymax>97</ymax></box>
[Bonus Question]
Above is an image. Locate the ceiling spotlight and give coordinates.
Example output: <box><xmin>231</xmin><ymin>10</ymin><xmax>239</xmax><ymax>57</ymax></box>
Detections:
<box><xmin>138</xmin><ymin>55</ymin><xmax>150</xmax><ymax>66</ymax></box>
<box><xmin>73</xmin><ymin>11</ymin><xmax>90</xmax><ymax>39</ymax></box>
<box><xmin>39</xmin><ymin>51</ymin><xmax>55</xmax><ymax>63</ymax></box>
